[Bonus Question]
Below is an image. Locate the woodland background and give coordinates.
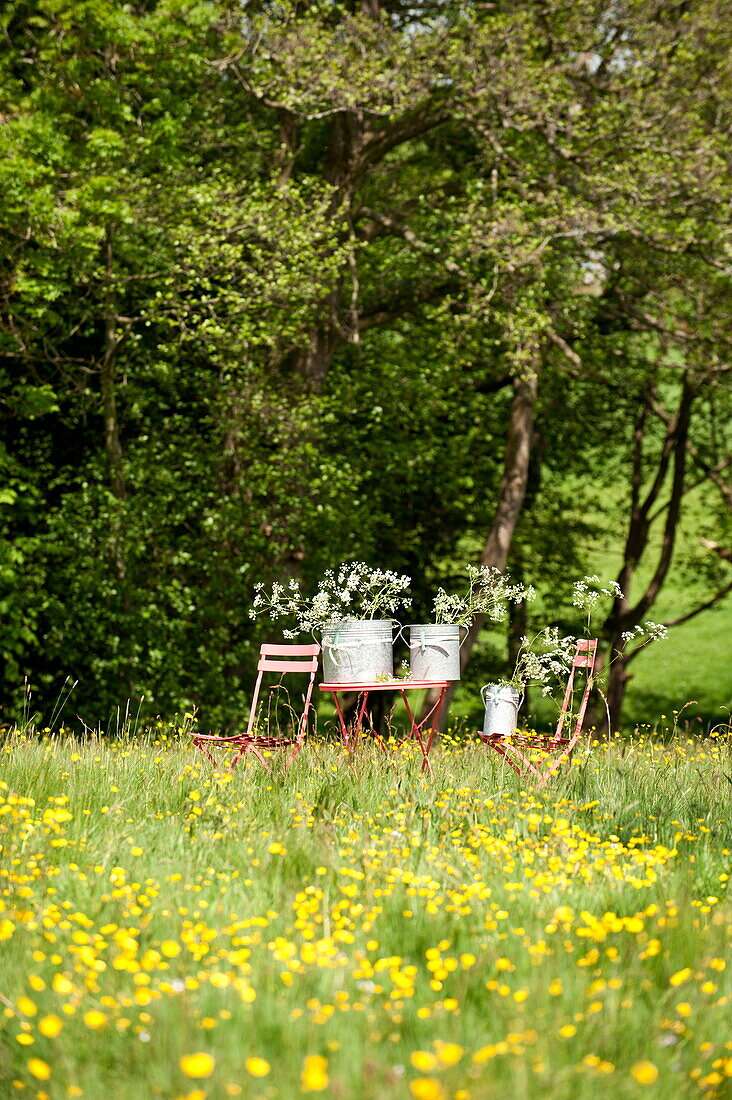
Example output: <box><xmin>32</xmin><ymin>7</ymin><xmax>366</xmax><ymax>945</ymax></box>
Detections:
<box><xmin>1</xmin><ymin>0</ymin><xmax>730</xmax><ymax>733</ymax></box>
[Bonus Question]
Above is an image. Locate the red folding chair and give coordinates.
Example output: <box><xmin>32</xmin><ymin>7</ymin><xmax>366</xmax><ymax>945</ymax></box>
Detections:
<box><xmin>191</xmin><ymin>643</ymin><xmax>320</xmax><ymax>771</ymax></box>
<box><xmin>480</xmin><ymin>639</ymin><xmax>597</xmax><ymax>787</ymax></box>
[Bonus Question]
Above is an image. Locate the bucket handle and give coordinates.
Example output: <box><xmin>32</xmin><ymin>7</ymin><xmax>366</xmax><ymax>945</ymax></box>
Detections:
<box><xmin>480</xmin><ymin>683</ymin><xmax>524</xmax><ymax>709</ymax></box>
<box><xmin>321</xmin><ymin>621</ymin><xmax>398</xmax><ymax>668</ymax></box>
<box><xmin>402</xmin><ymin>623</ymin><xmax>468</xmax><ymax>653</ymax></box>
<box><xmin>408</xmin><ymin>634</ymin><xmax>453</xmax><ymax>656</ymax></box>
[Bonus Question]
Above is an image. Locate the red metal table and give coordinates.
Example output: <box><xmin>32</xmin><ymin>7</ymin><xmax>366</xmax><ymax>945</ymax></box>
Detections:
<box><xmin>319</xmin><ymin>679</ymin><xmax>449</xmax><ymax>774</ymax></box>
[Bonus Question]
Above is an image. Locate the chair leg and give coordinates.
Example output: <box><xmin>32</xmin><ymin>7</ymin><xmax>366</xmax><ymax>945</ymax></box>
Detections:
<box><xmin>285</xmin><ymin>742</ymin><xmax>302</xmax><ymax>766</ymax></box>
<box><xmin>229</xmin><ymin>742</ymin><xmax>272</xmax><ymax>773</ymax></box>
<box><xmin>192</xmin><ymin>739</ymin><xmax>219</xmax><ymax>769</ymax></box>
<box><xmin>479</xmin><ymin>736</ymin><xmax>524</xmax><ymax>776</ymax></box>
<box><xmin>286</xmin><ymin>687</ymin><xmax>314</xmax><ymax>765</ymax></box>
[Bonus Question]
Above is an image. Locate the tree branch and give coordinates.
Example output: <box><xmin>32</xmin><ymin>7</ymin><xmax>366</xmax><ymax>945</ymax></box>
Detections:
<box><xmin>662</xmin><ymin>576</ymin><xmax>732</xmax><ymax>629</ymax></box>
<box><xmin>358</xmin><ymin>279</ymin><xmax>460</xmax><ymax>331</ymax></box>
<box><xmin>358</xmin><ymin>100</ymin><xmax>451</xmax><ymax>170</ymax></box>
<box><xmin>627</xmin><ymin>378</ymin><xmax>695</xmax><ymax>621</ymax></box>
<box><xmin>357</xmin><ymin>206</ymin><xmax>466</xmax><ymax>276</ymax></box>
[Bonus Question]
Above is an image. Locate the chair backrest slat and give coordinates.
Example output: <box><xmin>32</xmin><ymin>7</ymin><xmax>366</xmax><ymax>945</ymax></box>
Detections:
<box><xmin>572</xmin><ymin>638</ymin><xmax>598</xmax><ymax>669</ymax></box>
<box><xmin>261</xmin><ymin>643</ymin><xmax>320</xmax><ymax>657</ymax></box>
<box><xmin>259</xmin><ymin>657</ymin><xmax>319</xmax><ymax>673</ymax></box>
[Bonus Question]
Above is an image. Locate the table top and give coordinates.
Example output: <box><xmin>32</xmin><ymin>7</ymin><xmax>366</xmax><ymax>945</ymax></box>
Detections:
<box><xmin>319</xmin><ymin>679</ymin><xmax>449</xmax><ymax>692</ymax></box>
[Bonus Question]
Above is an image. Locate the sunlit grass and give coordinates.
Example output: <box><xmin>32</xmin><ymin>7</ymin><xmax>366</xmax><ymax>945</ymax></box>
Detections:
<box><xmin>0</xmin><ymin>724</ymin><xmax>730</xmax><ymax>1098</ymax></box>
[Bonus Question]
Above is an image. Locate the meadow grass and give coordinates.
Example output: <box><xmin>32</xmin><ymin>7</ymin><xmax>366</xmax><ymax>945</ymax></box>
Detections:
<box><xmin>0</xmin><ymin>725</ymin><xmax>730</xmax><ymax>1100</ymax></box>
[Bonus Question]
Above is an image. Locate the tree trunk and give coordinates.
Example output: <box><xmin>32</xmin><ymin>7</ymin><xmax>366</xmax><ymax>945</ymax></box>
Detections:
<box><xmin>99</xmin><ymin>229</ymin><xmax>131</xmax><ymax>598</ymax></box>
<box><xmin>593</xmin><ymin>377</ymin><xmax>695</xmax><ymax>735</ymax></box>
<box><xmin>99</xmin><ymin>228</ymin><xmax>135</xmax><ymax>698</ymax></box>
<box><xmin>420</xmin><ymin>367</ymin><xmax>539</xmax><ymax>729</ymax></box>
<box><xmin>288</xmin><ymin>110</ymin><xmax>364</xmax><ymax>390</ymax></box>
<box><xmin>101</xmin><ymin>232</ymin><xmax>127</xmax><ymax>506</ymax></box>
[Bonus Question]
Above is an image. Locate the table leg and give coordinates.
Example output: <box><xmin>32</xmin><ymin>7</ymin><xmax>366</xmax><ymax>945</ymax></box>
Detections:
<box><xmin>420</xmin><ymin>686</ymin><xmax>447</xmax><ymax>767</ymax></box>
<box><xmin>330</xmin><ymin>691</ymin><xmax>351</xmax><ymax>750</ymax></box>
<box><xmin>354</xmin><ymin>692</ymin><xmax>371</xmax><ymax>752</ymax></box>
<box><xmin>331</xmin><ymin>690</ymin><xmax>372</xmax><ymax>752</ymax></box>
<box><xmin>399</xmin><ymin>690</ymin><xmax>434</xmax><ymax>776</ymax></box>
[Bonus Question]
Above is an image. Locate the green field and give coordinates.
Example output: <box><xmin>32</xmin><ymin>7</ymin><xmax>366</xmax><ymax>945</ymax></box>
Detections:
<box><xmin>1</xmin><ymin>728</ymin><xmax>730</xmax><ymax>1099</ymax></box>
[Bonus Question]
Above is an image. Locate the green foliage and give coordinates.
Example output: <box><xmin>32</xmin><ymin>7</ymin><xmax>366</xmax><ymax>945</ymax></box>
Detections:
<box><xmin>0</xmin><ymin>0</ymin><xmax>729</xmax><ymax>725</ymax></box>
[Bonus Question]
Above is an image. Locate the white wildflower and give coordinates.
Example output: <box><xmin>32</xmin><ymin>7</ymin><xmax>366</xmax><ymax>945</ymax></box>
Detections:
<box><xmin>433</xmin><ymin>566</ymin><xmax>534</xmax><ymax>628</ymax></box>
<box><xmin>572</xmin><ymin>576</ymin><xmax>624</xmax><ymax>619</ymax></box>
<box><xmin>507</xmin><ymin>628</ymin><xmax>576</xmax><ymax>691</ymax></box>
<box><xmin>248</xmin><ymin>561</ymin><xmax>411</xmax><ymax>635</ymax></box>
<box><xmin>622</xmin><ymin>620</ymin><xmax>668</xmax><ymax>644</ymax></box>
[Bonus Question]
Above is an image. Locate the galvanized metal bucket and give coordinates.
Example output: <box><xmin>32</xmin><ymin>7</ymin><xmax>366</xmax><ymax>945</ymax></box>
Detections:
<box><xmin>408</xmin><ymin>624</ymin><xmax>462</xmax><ymax>681</ymax></box>
<box><xmin>321</xmin><ymin>619</ymin><xmax>394</xmax><ymax>683</ymax></box>
<box><xmin>481</xmin><ymin>683</ymin><xmax>521</xmax><ymax>739</ymax></box>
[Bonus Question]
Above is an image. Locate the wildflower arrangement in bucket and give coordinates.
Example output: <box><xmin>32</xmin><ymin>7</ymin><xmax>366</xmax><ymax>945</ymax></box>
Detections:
<box><xmin>431</xmin><ymin>565</ymin><xmax>534</xmax><ymax>628</ymax></box>
<box><xmin>490</xmin><ymin>576</ymin><xmax>669</xmax><ymax>696</ymax></box>
<box><xmin>480</xmin><ymin>627</ymin><xmax>579</xmax><ymax>741</ymax></box>
<box><xmin>249</xmin><ymin>561</ymin><xmax>411</xmax><ymax>637</ymax></box>
<box><xmin>409</xmin><ymin>566</ymin><xmax>533</xmax><ymax>681</ymax></box>
<box><xmin>499</xmin><ymin>626</ymin><xmax>578</xmax><ymax>696</ymax></box>
<box><xmin>250</xmin><ymin>562</ymin><xmax>412</xmax><ymax>682</ymax></box>
<box><xmin>480</xmin><ymin>576</ymin><xmax>669</xmax><ymax>738</ymax></box>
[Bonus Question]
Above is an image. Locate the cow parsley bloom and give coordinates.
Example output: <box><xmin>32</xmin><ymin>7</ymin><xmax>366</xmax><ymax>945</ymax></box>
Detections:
<box><xmin>249</xmin><ymin>561</ymin><xmax>411</xmax><ymax>635</ymax></box>
<box><xmin>432</xmin><ymin>566</ymin><xmax>534</xmax><ymax>628</ymax></box>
